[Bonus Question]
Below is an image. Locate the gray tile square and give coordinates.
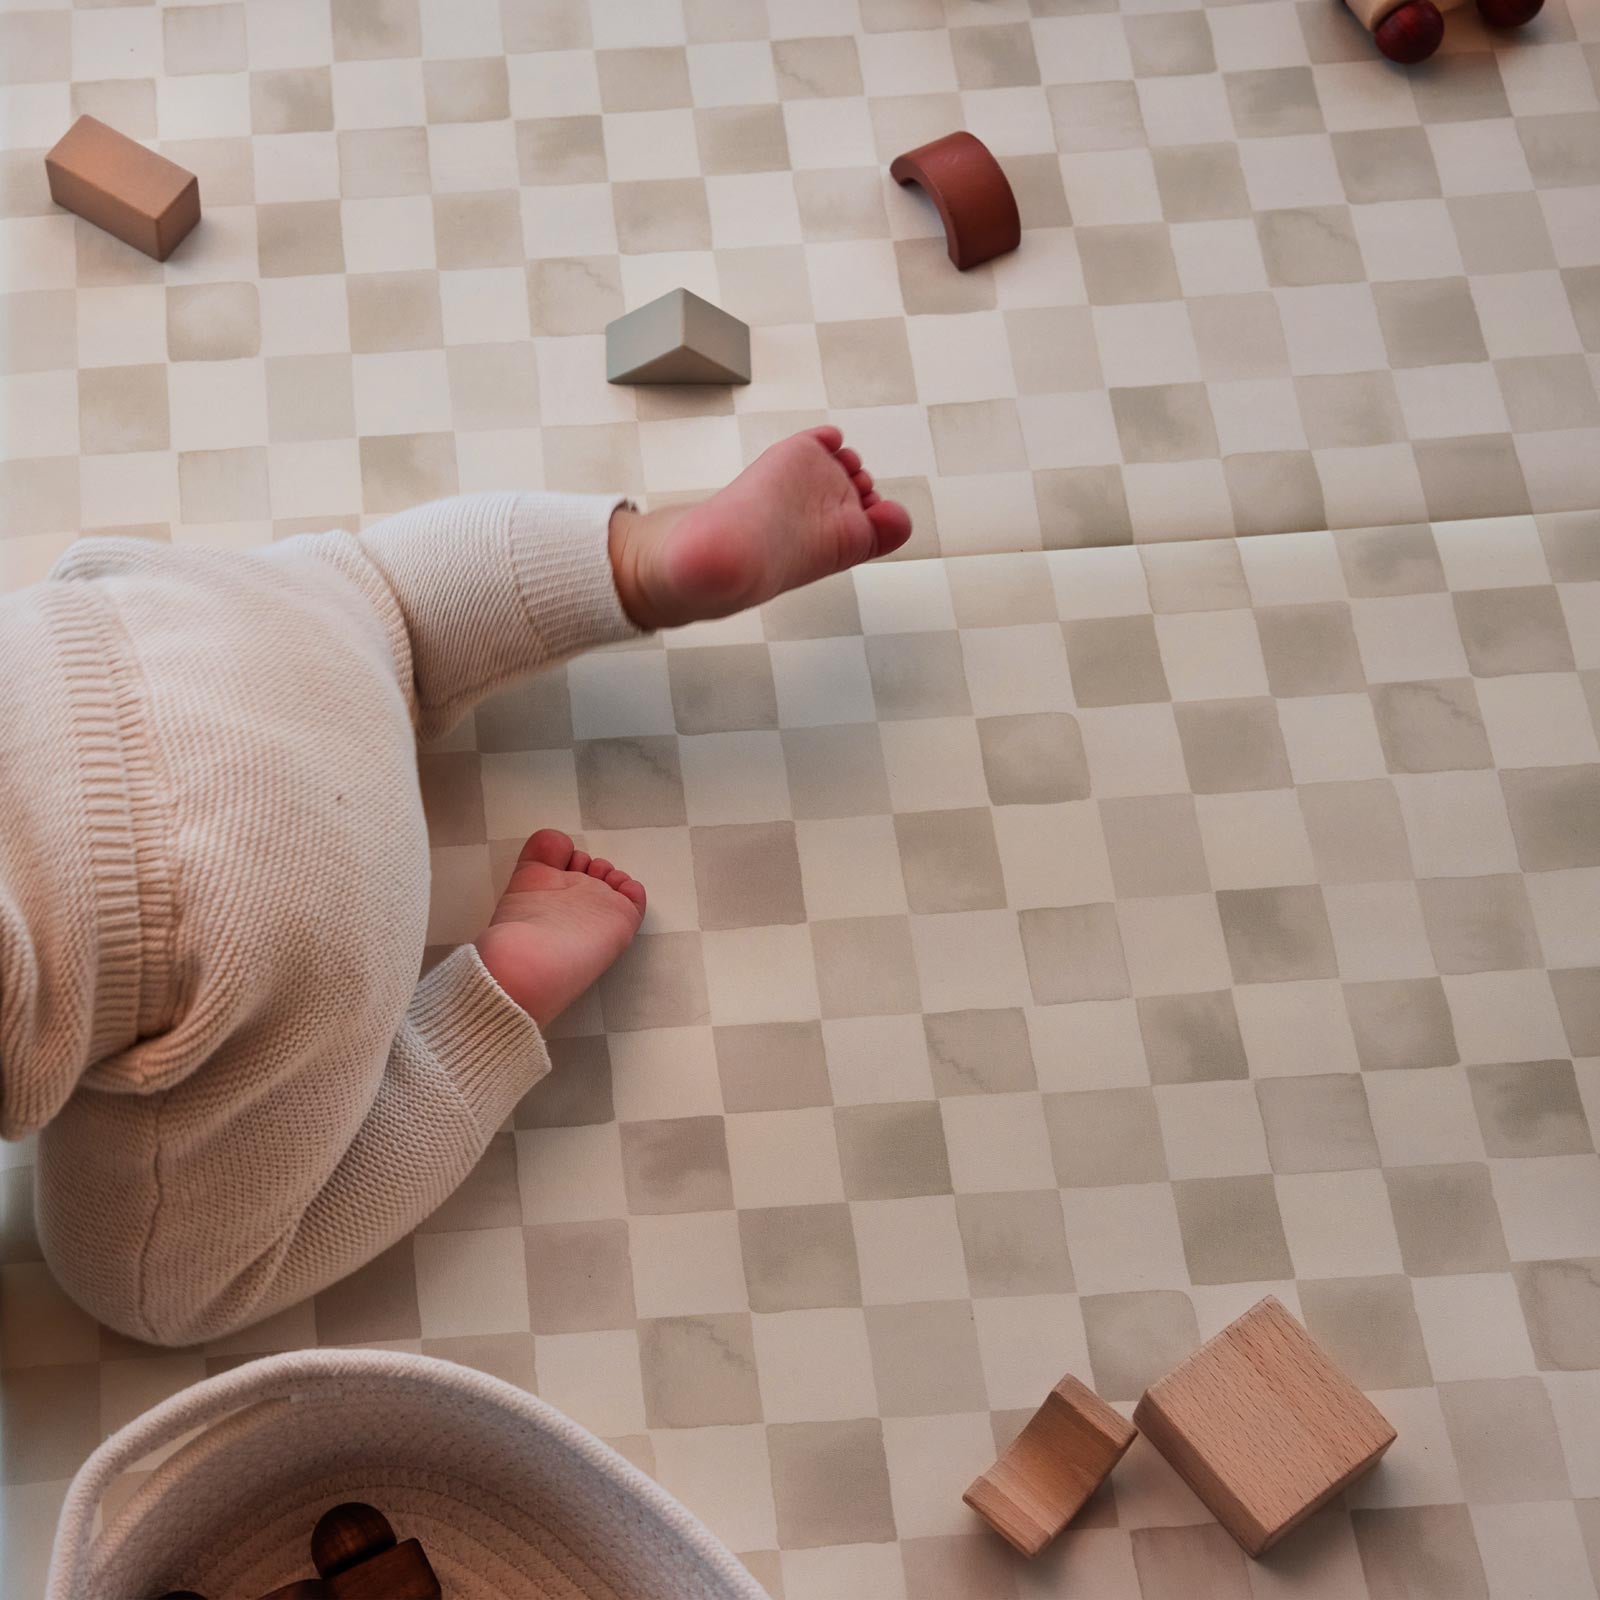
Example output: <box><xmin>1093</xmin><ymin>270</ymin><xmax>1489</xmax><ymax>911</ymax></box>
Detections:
<box><xmin>597</xmin><ymin>46</ymin><xmax>692</xmax><ymax>111</ymax></box>
<box><xmin>476</xmin><ymin>674</ymin><xmax>574</xmax><ymax>753</ymax></box>
<box><xmin>1035</xmin><ymin>465</ymin><xmax>1134</xmax><ymax>550</ymax></box>
<box><xmin>1501</xmin><ymin>765</ymin><xmax>1600</xmax><ymax>870</ymax></box>
<box><xmin>1082</xmin><ymin>1289</ymin><xmax>1200</xmax><ymax>1401</ymax></box>
<box><xmin>1064</xmin><ymin>615</ymin><xmax>1172</xmax><ymax>707</ymax></box>
<box><xmin>1332</xmin><ymin>127</ymin><xmax>1441</xmax><ymax>204</ymax></box>
<box><xmin>599</xmin><ymin>930</ymin><xmax>709</xmax><ymax>1032</ymax></box>
<box><xmin>1174</xmin><ymin>699</ymin><xmax>1292</xmax><ymax>793</ymax></box>
<box><xmin>1218</xmin><ymin>886</ymin><xmax>1339</xmax><ymax>983</ymax></box>
<box><xmin>1495</xmin><ymin>355</ymin><xmax>1600</xmax><ymax>433</ymax></box>
<box><xmin>950</xmin><ymin>21</ymin><xmax>1040</xmax><ymax>88</ymax></box>
<box><xmin>1370</xmin><ymin>680</ymin><xmax>1493</xmax><ymax>775</ymax></box>
<box><xmin>1385</xmin><ymin>1163</ymin><xmax>1510</xmax><ymax>1275</ymax></box>
<box><xmin>1019</xmin><ymin>903</ymin><xmax>1131</xmax><ymax>1003</ymax></box>
<box><xmin>1153</xmin><ymin>144</ymin><xmax>1249</xmax><ymax>222</ymax></box>
<box><xmin>1300</xmin><ymin>779</ymin><xmax>1414</xmax><ymax>884</ymax></box>
<box><xmin>1513</xmin><ymin>1258</ymin><xmax>1600</xmax><ymax>1371</ymax></box>
<box><xmin>1449</xmin><ymin>192</ymin><xmax>1557</xmax><ymax>275</ymax></box>
<box><xmin>1550</xmin><ymin>967</ymin><xmax>1600</xmax><ymax>1055</ymax></box>
<box><xmin>1127</xmin><ymin>11</ymin><xmax>1216</xmax><ymax>76</ymax></box>
<box><xmin>312</xmin><ymin>1239</ymin><xmax>419</xmax><ymax>1344</ymax></box>
<box><xmin>772</xmin><ymin>34</ymin><xmax>863</xmax><ymax>98</ymax></box>
<box><xmin>1225</xmin><ymin>67</ymin><xmax>1325</xmax><ymax>137</ymax></box>
<box><xmin>740</xmin><ymin>1204</ymin><xmax>862</xmax><ymax>1312</ymax></box>
<box><xmin>1296</xmin><ymin>372</ymin><xmax>1407</xmax><ymax>449</ymax></box>
<box><xmin>524</xmin><ymin>1219</ymin><xmax>635</xmax><ymax>1332</ymax></box>
<box><xmin>715</xmin><ymin>1022</ymin><xmax>833</xmax><ymax>1113</ymax></box>
<box><xmin>669</xmin><ymin>646</ymin><xmax>780</xmax><ymax>735</ymax></box>
<box><xmin>1138</xmin><ymin>990</ymin><xmax>1249</xmax><ymax>1084</ymax></box>
<box><xmin>1257</xmin><ymin>602</ymin><xmax>1364</xmax><ymax>698</ymax></box>
<box><xmin>576</xmin><ymin>737</ymin><xmax>687</xmax><ymax>829</ymax></box>
<box><xmin>1225</xmin><ymin>451</ymin><xmax>1328</xmax><ymax>539</ymax></box>
<box><xmin>0</xmin><ymin>1364</ymin><xmax>101</xmax><ymax>1485</ymax></box>
<box><xmin>1077</xmin><ymin>224</ymin><xmax>1183</xmax><ymax>305</ymax></box>
<box><xmin>1100</xmin><ymin>794</ymin><xmax>1210</xmax><ymax>897</ymax></box>
<box><xmin>516</xmin><ymin>1035</ymin><xmax>614</xmax><ymax>1128</ymax></box>
<box><xmin>620</xmin><ymin>1116</ymin><xmax>734</xmax><ymax>1214</ymax></box>
<box><xmin>1257</xmin><ymin>1074</ymin><xmax>1380</xmax><ymax>1172</ymax></box>
<box><xmin>1111</xmin><ymin>382</ymin><xmax>1223</xmax><ymax>466</ymax></box>
<box><xmin>1373</xmin><ymin>278</ymin><xmax>1489</xmax><ymax>368</ymax></box>
<box><xmin>1298</xmin><ymin>1276</ymin><xmax>1434</xmax><ymax>1389</ymax></box>
<box><xmin>1418</xmin><ymin>874</ymin><xmax>1542</xmax><ymax>975</ymax></box>
<box><xmin>1257</xmin><ymin>207</ymin><xmax>1364</xmax><ymax>287</ymax></box>
<box><xmin>1045</xmin><ymin>1087</ymin><xmax>1168</xmax><ymax>1187</ymax></box>
<box><xmin>1343</xmin><ymin>977</ymin><xmax>1459</xmax><ymax>1070</ymax></box>
<box><xmin>812</xmin><ymin>915</ymin><xmax>921</xmax><ymax>1018</ymax></box>
<box><xmin>1351</xmin><ymin>1505</ymin><xmax>1490</xmax><ymax>1600</ymax></box>
<box><xmin>957</xmin><ymin>1190</ymin><xmax>1075</xmax><ymax>1298</ymax></box>
<box><xmin>612</xmin><ymin>177</ymin><xmax>711</xmax><ymax>252</ymax></box>
<box><xmin>692</xmin><ymin>822</ymin><xmax>806</xmax><ymax>931</ymax></box>
<box><xmin>768</xmin><ymin>1420</ymin><xmax>895</xmax><ymax>1548</ymax></box>
<box><xmin>925</xmin><ymin>1007</ymin><xmax>1036</xmax><ymax>1096</ymax></box>
<box><xmin>1438</xmin><ymin>1376</ymin><xmax>1571</xmax><ymax>1503</ymax></box>
<box><xmin>977</xmin><ymin>713</ymin><xmax>1090</xmax><ymax>805</ymax></box>
<box><xmin>1518</xmin><ymin>110</ymin><xmax>1600</xmax><ymax>188</ymax></box>
<box><xmin>697</xmin><ymin>105</ymin><xmax>791</xmax><ymax>176</ymax></box>
<box><xmin>834</xmin><ymin>1102</ymin><xmax>952</xmax><ymax>1200</ymax></box>
<box><xmin>1468</xmin><ymin>1061</ymin><xmax>1592</xmax><ymax>1158</ymax></box>
<box><xmin>817</xmin><ymin>317</ymin><xmax>917</xmax><ymax>407</ymax></box>
<box><xmin>895</xmin><ymin>808</ymin><xmax>1006</xmax><ymax>913</ymax></box>
<box><xmin>1414</xmin><ymin>435</ymin><xmax>1531</xmax><ymax>524</ymax></box>
<box><xmin>1454</xmin><ymin>587</ymin><xmax>1575</xmax><ymax>677</ymax></box>
<box><xmin>1335</xmin><ymin>523</ymin><xmax>1446</xmax><ymax>597</ymax></box>
<box><xmin>782</xmin><ymin>725</ymin><xmax>892</xmax><ymax>820</ymax></box>
<box><xmin>1189</xmin><ymin>293</ymin><xmax>1291</xmax><ymax>382</ymax></box>
<box><xmin>639</xmin><ymin>1313</ymin><xmax>762</xmax><ymax>1427</ymax></box>
<box><xmin>865</xmin><ymin>632</ymin><xmax>973</xmax><ymax>720</ymax></box>
<box><xmin>866</xmin><ymin>1301</ymin><xmax>987</xmax><ymax>1414</ymax></box>
<box><xmin>1173</xmin><ymin>1174</ymin><xmax>1294</xmax><ymax>1284</ymax></box>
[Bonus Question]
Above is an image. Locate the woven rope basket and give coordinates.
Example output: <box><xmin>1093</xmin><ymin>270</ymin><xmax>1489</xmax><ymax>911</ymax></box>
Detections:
<box><xmin>46</xmin><ymin>1348</ymin><xmax>772</xmax><ymax>1600</ymax></box>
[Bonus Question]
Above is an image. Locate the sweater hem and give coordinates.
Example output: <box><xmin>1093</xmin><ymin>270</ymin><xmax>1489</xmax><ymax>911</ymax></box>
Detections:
<box><xmin>34</xmin><ymin>584</ymin><xmax>175</xmax><ymax>1067</ymax></box>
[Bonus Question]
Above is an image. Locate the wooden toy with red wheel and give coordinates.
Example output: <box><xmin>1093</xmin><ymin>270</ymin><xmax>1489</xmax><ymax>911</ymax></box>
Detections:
<box><xmin>1349</xmin><ymin>0</ymin><xmax>1543</xmax><ymax>63</ymax></box>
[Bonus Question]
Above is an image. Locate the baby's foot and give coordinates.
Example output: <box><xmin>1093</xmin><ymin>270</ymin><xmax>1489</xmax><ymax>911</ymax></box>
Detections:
<box><xmin>475</xmin><ymin>829</ymin><xmax>646</xmax><ymax>1030</ymax></box>
<box><xmin>609</xmin><ymin>426</ymin><xmax>914</xmax><ymax>631</ymax></box>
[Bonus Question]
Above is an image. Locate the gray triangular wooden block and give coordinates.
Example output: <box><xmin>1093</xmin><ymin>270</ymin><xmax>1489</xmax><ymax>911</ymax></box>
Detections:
<box><xmin>606</xmin><ymin>288</ymin><xmax>751</xmax><ymax>385</ymax></box>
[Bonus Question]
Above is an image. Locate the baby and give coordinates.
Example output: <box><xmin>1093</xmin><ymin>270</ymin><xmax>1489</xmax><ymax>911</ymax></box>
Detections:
<box><xmin>0</xmin><ymin>427</ymin><xmax>910</xmax><ymax>1346</ymax></box>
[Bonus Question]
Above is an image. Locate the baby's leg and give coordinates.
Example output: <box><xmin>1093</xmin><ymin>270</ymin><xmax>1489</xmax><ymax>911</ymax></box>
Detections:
<box><xmin>480</xmin><ymin>427</ymin><xmax>910</xmax><ymax>1025</ymax></box>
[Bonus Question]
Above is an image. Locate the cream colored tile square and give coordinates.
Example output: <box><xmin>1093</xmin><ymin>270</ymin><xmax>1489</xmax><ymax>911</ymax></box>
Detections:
<box><xmin>1156</xmin><ymin>1082</ymin><xmax>1272</xmax><ymax>1180</ymax></box>
<box><xmin>1277</xmin><ymin>694</ymin><xmax>1389</xmax><ymax>784</ymax></box>
<box><xmin>415</xmin><ymin>1226</ymin><xmax>530</xmax><ymax>1337</ymax></box>
<box><xmin>77</xmin><ymin>286</ymin><xmax>167</xmax><ymax>368</ymax></box>
<box><xmin>1492</xmin><ymin>1154</ymin><xmax>1600</xmax><ymax>1259</ymax></box>
<box><xmin>879</xmin><ymin>719</ymin><xmax>990</xmax><ymax>812</ymax></box>
<box><xmin>881</xmin><ymin>1413</ymin><xmax>998</xmax><ymax>1539</ymax></box>
<box><xmin>1076</xmin><ymin>704</ymin><xmax>1191</xmax><ymax>798</ymax></box>
<box><xmin>1233</xmin><ymin>980</ymin><xmax>1361</xmax><ymax>1077</ymax></box>
<box><xmin>796</xmin><ymin>816</ymin><xmax>907</xmax><ymax>920</ymax></box>
<box><xmin>1344</xmin><ymin>1387</ymin><xmax>1463</xmax><ymax>1508</ymax></box>
<box><xmin>1196</xmin><ymin>791</ymin><xmax>1317</xmax><ymax>890</ymax></box>
<box><xmin>823</xmin><ymin>1015</ymin><xmax>936</xmax><ymax>1105</ymax></box>
<box><xmin>781</xmin><ymin>1545</ymin><xmax>908</xmax><ymax>1600</ymax></box>
<box><xmin>1445</xmin><ymin>970</ymin><xmax>1570</xmax><ymax>1065</ymax></box>
<box><xmin>726</xmin><ymin>1109</ymin><xmax>843</xmax><ymax>1207</ymax></box>
<box><xmin>1116</xmin><ymin>894</ymin><xmax>1232</xmax><ymax>997</ymax></box>
<box><xmin>331</xmin><ymin>58</ymin><xmax>426</xmax><ymax>130</ymax></box>
<box><xmin>971</xmin><ymin>1292</ymin><xmax>1090</xmax><ymax>1410</ymax></box>
<box><xmin>351</xmin><ymin>349</ymin><xmax>451</xmax><ymax>436</ymax></box>
<box><xmin>439</xmin><ymin>268</ymin><xmax>530</xmax><ymax>346</ymax></box>
<box><xmin>258</xmin><ymin>275</ymin><xmax>350</xmax><ymax>356</ymax></box>
<box><xmin>1367</xmin><ymin>1067</ymin><xmax>1486</xmax><ymax>1167</ymax></box>
<box><xmin>650</xmin><ymin>1425</ymin><xmax>778</xmax><ymax>1554</ymax></box>
<box><xmin>1277</xmin><ymin>1170</ymin><xmax>1404</xmax><ymax>1279</ymax></box>
<box><xmin>1477</xmin><ymin>675</ymin><xmax>1600</xmax><ymax>769</ymax></box>
<box><xmin>536</xmin><ymin>1328</ymin><xmax>646</xmax><ymax>1435</ymax></box>
<box><xmin>960</xmin><ymin>624</ymin><xmax>1075</xmax><ymax>717</ymax></box>
<box><xmin>1059</xmin><ymin>1184</ymin><xmax>1188</xmax><ymax>1295</ymax></box>
<box><xmin>704</xmin><ymin>926</ymin><xmax>819</xmax><ymax>1026</ymax></box>
<box><xmin>941</xmin><ymin>1094</ymin><xmax>1055</xmax><ymax>1193</ymax></box>
<box><xmin>516</xmin><ymin>1123</ymin><xmax>627</xmax><ymax>1223</ymax></box>
<box><xmin>994</xmin><ymin>802</ymin><xmax>1115</xmax><ymax>912</ymax></box>
<box><xmin>911</xmin><ymin>909</ymin><xmax>1031</xmax><ymax>1012</ymax></box>
<box><xmin>1413</xmin><ymin>1273</ymin><xmax>1538</xmax><ymax>1381</ymax></box>
<box><xmin>630</xmin><ymin>1212</ymin><xmax>749</xmax><ymax>1318</ymax></box>
<box><xmin>770</xmin><ymin>638</ymin><xmax>877</xmax><ymax>727</ymax></box>
<box><xmin>753</xmin><ymin>1308</ymin><xmax>876</xmax><ymax>1422</ymax></box>
<box><xmin>849</xmin><ymin>1195</ymin><xmax>968</xmax><ymax>1305</ymax></box>
<box><xmin>1325</xmin><ymin>881</ymin><xmax>1436</xmax><ymax>981</ymax></box>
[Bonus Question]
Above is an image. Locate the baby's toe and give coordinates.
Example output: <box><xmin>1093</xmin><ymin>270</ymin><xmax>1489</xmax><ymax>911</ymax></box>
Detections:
<box><xmin>836</xmin><ymin>446</ymin><xmax>862</xmax><ymax>476</ymax></box>
<box><xmin>569</xmin><ymin>849</ymin><xmax>592</xmax><ymax>874</ymax></box>
<box><xmin>519</xmin><ymin>828</ymin><xmax>575</xmax><ymax>868</ymax></box>
<box><xmin>585</xmin><ymin>857</ymin><xmax>614</xmax><ymax>880</ymax></box>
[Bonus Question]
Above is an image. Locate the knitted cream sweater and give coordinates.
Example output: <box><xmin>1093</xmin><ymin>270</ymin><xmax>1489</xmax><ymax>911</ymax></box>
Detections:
<box><xmin>0</xmin><ymin>493</ymin><xmax>636</xmax><ymax>1346</ymax></box>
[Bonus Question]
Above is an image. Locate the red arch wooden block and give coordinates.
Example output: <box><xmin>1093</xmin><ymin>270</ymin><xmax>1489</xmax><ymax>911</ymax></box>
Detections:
<box><xmin>889</xmin><ymin>130</ymin><xmax>1021</xmax><ymax>271</ymax></box>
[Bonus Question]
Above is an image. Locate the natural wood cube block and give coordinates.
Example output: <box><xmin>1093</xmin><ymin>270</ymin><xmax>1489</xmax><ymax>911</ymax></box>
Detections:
<box><xmin>964</xmin><ymin>1373</ymin><xmax>1136</xmax><ymax>1556</ymax></box>
<box><xmin>1133</xmin><ymin>1296</ymin><xmax>1396</xmax><ymax>1557</ymax></box>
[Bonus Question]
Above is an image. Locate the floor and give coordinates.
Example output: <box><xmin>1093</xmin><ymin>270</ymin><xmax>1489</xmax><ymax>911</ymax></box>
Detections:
<box><xmin>3</xmin><ymin>2</ymin><xmax>1600</xmax><ymax>1598</ymax></box>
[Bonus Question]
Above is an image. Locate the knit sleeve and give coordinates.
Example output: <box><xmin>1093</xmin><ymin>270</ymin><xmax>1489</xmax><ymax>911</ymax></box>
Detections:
<box><xmin>273</xmin><ymin>491</ymin><xmax>643</xmax><ymax>739</ymax></box>
<box><xmin>34</xmin><ymin>946</ymin><xmax>550</xmax><ymax>1347</ymax></box>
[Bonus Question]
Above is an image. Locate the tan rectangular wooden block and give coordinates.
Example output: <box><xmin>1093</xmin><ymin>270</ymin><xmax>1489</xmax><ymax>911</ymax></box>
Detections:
<box><xmin>964</xmin><ymin>1373</ymin><xmax>1136</xmax><ymax>1557</ymax></box>
<box><xmin>45</xmin><ymin>115</ymin><xmax>200</xmax><ymax>261</ymax></box>
<box><xmin>1133</xmin><ymin>1296</ymin><xmax>1396</xmax><ymax>1557</ymax></box>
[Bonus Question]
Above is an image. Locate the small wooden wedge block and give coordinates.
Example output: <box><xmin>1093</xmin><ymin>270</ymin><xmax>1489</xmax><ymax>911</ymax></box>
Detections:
<box><xmin>45</xmin><ymin>115</ymin><xmax>200</xmax><ymax>261</ymax></box>
<box><xmin>964</xmin><ymin>1373</ymin><xmax>1135</xmax><ymax>1556</ymax></box>
<box><xmin>1134</xmin><ymin>1297</ymin><xmax>1396</xmax><ymax>1557</ymax></box>
<box><xmin>606</xmin><ymin>288</ymin><xmax>750</xmax><ymax>385</ymax></box>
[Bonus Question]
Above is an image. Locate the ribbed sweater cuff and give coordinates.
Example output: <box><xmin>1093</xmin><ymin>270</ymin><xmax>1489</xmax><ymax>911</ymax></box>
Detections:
<box><xmin>408</xmin><ymin>945</ymin><xmax>551</xmax><ymax>1140</ymax></box>
<box><xmin>508</xmin><ymin>492</ymin><xmax>645</xmax><ymax>659</ymax></box>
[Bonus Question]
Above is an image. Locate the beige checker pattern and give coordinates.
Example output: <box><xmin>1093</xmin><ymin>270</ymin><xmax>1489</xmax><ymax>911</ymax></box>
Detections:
<box><xmin>3</xmin><ymin>0</ymin><xmax>1600</xmax><ymax>583</ymax></box>
<box><xmin>6</xmin><ymin>513</ymin><xmax>1600</xmax><ymax>1599</ymax></box>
